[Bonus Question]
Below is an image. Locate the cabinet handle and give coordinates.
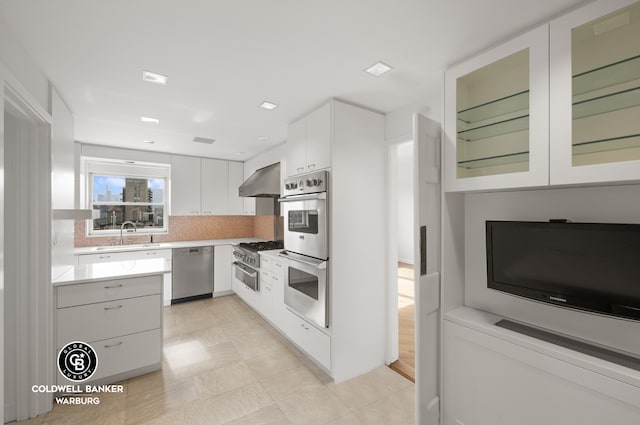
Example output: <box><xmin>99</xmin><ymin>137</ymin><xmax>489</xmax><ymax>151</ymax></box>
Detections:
<box><xmin>104</xmin><ymin>341</ymin><xmax>123</xmax><ymax>348</ymax></box>
<box><xmin>301</xmin><ymin>323</ymin><xmax>309</xmax><ymax>330</ymax></box>
<box><xmin>307</xmin><ymin>163</ymin><xmax>316</xmax><ymax>169</ymax></box>
<box><xmin>99</xmin><ymin>255</ymin><xmax>111</xmax><ymax>259</ymax></box>
<box><xmin>146</xmin><ymin>252</ymin><xmax>157</xmax><ymax>255</ymax></box>
<box><xmin>296</xmin><ymin>167</ymin><xmax>304</xmax><ymax>172</ymax></box>
<box><xmin>104</xmin><ymin>305</ymin><xmax>123</xmax><ymax>311</ymax></box>
<box><xmin>104</xmin><ymin>284</ymin><xmax>123</xmax><ymax>289</ymax></box>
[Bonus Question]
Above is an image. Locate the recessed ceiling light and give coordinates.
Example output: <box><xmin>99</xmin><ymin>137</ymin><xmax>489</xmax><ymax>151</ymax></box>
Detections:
<box><xmin>141</xmin><ymin>116</ymin><xmax>159</xmax><ymax>124</ymax></box>
<box><xmin>142</xmin><ymin>70</ymin><xmax>168</xmax><ymax>85</ymax></box>
<box><xmin>364</xmin><ymin>61</ymin><xmax>393</xmax><ymax>77</ymax></box>
<box><xmin>143</xmin><ymin>140</ymin><xmax>155</xmax><ymax>144</ymax></box>
<box><xmin>259</xmin><ymin>101</ymin><xmax>278</xmax><ymax>110</ymax></box>
<box><xmin>257</xmin><ymin>136</ymin><xmax>269</xmax><ymax>141</ymax></box>
<box><xmin>193</xmin><ymin>137</ymin><xmax>216</xmax><ymax>144</ymax></box>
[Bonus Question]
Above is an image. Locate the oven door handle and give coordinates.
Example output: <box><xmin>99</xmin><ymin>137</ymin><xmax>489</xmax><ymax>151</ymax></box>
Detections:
<box><xmin>233</xmin><ymin>262</ymin><xmax>258</xmax><ymax>277</ymax></box>
<box><xmin>278</xmin><ymin>252</ymin><xmax>327</xmax><ymax>269</ymax></box>
<box><xmin>278</xmin><ymin>192</ymin><xmax>326</xmax><ymax>202</ymax></box>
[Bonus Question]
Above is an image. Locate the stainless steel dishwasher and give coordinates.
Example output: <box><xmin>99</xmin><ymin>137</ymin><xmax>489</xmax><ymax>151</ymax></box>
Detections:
<box><xmin>171</xmin><ymin>246</ymin><xmax>214</xmax><ymax>304</ymax></box>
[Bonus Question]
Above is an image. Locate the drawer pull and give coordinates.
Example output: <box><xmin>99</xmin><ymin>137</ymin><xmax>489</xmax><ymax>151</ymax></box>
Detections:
<box><xmin>301</xmin><ymin>323</ymin><xmax>309</xmax><ymax>330</ymax></box>
<box><xmin>99</xmin><ymin>255</ymin><xmax>111</xmax><ymax>259</ymax></box>
<box><xmin>104</xmin><ymin>341</ymin><xmax>123</xmax><ymax>348</ymax></box>
<box><xmin>104</xmin><ymin>284</ymin><xmax>123</xmax><ymax>289</ymax></box>
<box><xmin>104</xmin><ymin>305</ymin><xmax>123</xmax><ymax>311</ymax></box>
<box><xmin>296</xmin><ymin>167</ymin><xmax>304</xmax><ymax>172</ymax></box>
<box><xmin>146</xmin><ymin>252</ymin><xmax>157</xmax><ymax>255</ymax></box>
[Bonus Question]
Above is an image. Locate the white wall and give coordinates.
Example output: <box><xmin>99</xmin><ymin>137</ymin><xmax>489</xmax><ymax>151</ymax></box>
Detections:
<box><xmin>0</xmin><ymin>15</ymin><xmax>49</xmax><ymax>113</ymax></box>
<box><xmin>396</xmin><ymin>141</ymin><xmax>414</xmax><ymax>264</ymax></box>
<box><xmin>464</xmin><ymin>184</ymin><xmax>640</xmax><ymax>356</ymax></box>
<box><xmin>384</xmin><ymin>92</ymin><xmax>443</xmax><ymax>142</ymax></box>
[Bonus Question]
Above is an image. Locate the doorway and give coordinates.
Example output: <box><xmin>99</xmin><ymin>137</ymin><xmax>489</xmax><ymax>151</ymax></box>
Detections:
<box><xmin>387</xmin><ymin>140</ymin><xmax>415</xmax><ymax>381</ymax></box>
<box><xmin>3</xmin><ymin>81</ymin><xmax>53</xmax><ymax>423</ymax></box>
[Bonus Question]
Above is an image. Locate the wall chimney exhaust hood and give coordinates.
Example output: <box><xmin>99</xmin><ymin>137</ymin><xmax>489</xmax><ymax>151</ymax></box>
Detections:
<box><xmin>239</xmin><ymin>162</ymin><xmax>281</xmax><ymax>197</ymax></box>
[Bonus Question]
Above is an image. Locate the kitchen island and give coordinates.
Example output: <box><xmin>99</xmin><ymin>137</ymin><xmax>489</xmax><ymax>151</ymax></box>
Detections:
<box><xmin>53</xmin><ymin>258</ymin><xmax>170</xmax><ymax>385</ymax></box>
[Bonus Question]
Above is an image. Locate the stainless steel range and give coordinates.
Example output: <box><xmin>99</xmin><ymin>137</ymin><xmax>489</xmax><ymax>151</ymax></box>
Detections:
<box><xmin>232</xmin><ymin>241</ymin><xmax>284</xmax><ymax>291</ymax></box>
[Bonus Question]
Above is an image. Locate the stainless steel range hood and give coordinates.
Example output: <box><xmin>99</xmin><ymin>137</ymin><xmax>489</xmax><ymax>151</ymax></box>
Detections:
<box><xmin>238</xmin><ymin>162</ymin><xmax>280</xmax><ymax>197</ymax></box>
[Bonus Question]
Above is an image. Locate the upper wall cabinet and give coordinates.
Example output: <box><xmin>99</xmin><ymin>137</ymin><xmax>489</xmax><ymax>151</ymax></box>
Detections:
<box><xmin>171</xmin><ymin>155</ymin><xmax>202</xmax><ymax>215</ymax></box>
<box><xmin>201</xmin><ymin>158</ymin><xmax>229</xmax><ymax>215</ymax></box>
<box><xmin>228</xmin><ymin>161</ymin><xmax>244</xmax><ymax>215</ymax></box>
<box><xmin>550</xmin><ymin>0</ymin><xmax>640</xmax><ymax>185</ymax></box>
<box><xmin>444</xmin><ymin>25</ymin><xmax>550</xmax><ymax>192</ymax></box>
<box><xmin>171</xmin><ymin>155</ymin><xmax>244</xmax><ymax>216</ymax></box>
<box><xmin>285</xmin><ymin>102</ymin><xmax>331</xmax><ymax>177</ymax></box>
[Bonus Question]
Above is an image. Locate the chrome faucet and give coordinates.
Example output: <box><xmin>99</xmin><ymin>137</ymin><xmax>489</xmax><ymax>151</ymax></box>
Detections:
<box><xmin>120</xmin><ymin>221</ymin><xmax>137</xmax><ymax>245</ymax></box>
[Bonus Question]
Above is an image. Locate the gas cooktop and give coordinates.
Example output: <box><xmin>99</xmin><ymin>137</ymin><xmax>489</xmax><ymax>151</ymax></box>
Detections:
<box><xmin>237</xmin><ymin>240</ymin><xmax>284</xmax><ymax>252</ymax></box>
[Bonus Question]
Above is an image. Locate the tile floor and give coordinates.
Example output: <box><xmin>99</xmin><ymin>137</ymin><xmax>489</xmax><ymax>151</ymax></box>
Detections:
<box><xmin>17</xmin><ymin>295</ymin><xmax>415</xmax><ymax>425</ymax></box>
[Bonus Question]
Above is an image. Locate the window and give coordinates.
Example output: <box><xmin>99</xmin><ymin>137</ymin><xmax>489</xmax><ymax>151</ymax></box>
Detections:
<box><xmin>83</xmin><ymin>158</ymin><xmax>170</xmax><ymax>235</ymax></box>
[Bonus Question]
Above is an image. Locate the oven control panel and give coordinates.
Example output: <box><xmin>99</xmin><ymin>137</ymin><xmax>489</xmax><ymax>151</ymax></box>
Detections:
<box><xmin>283</xmin><ymin>170</ymin><xmax>328</xmax><ymax>196</ymax></box>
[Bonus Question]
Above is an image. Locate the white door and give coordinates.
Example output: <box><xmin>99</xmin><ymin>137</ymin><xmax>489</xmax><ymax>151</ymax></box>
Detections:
<box><xmin>413</xmin><ymin>113</ymin><xmax>441</xmax><ymax>425</ymax></box>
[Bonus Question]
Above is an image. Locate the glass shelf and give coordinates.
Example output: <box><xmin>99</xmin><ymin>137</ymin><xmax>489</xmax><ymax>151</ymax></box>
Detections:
<box><xmin>573</xmin><ymin>86</ymin><xmax>640</xmax><ymax>120</ymax></box>
<box><xmin>457</xmin><ymin>115</ymin><xmax>529</xmax><ymax>142</ymax></box>
<box><xmin>573</xmin><ymin>54</ymin><xmax>640</xmax><ymax>96</ymax></box>
<box><xmin>457</xmin><ymin>151</ymin><xmax>529</xmax><ymax>169</ymax></box>
<box><xmin>573</xmin><ymin>133</ymin><xmax>640</xmax><ymax>156</ymax></box>
<box><xmin>458</xmin><ymin>90</ymin><xmax>529</xmax><ymax>124</ymax></box>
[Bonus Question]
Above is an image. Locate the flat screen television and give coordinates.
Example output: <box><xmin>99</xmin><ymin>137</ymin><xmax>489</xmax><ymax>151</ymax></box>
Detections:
<box><xmin>486</xmin><ymin>220</ymin><xmax>640</xmax><ymax>321</ymax></box>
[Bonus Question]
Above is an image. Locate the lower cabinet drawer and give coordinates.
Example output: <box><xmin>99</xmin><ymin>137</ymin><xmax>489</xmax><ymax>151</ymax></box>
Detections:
<box><xmin>284</xmin><ymin>308</ymin><xmax>331</xmax><ymax>370</ymax></box>
<box><xmin>57</xmin><ymin>294</ymin><xmax>161</xmax><ymax>345</ymax></box>
<box><xmin>57</xmin><ymin>275</ymin><xmax>162</xmax><ymax>308</ymax></box>
<box><xmin>57</xmin><ymin>329</ymin><xmax>161</xmax><ymax>384</ymax></box>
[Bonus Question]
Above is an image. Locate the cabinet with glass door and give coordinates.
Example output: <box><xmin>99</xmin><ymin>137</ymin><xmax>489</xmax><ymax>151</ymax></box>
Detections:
<box><xmin>550</xmin><ymin>0</ymin><xmax>640</xmax><ymax>185</ymax></box>
<box><xmin>444</xmin><ymin>25</ymin><xmax>549</xmax><ymax>192</ymax></box>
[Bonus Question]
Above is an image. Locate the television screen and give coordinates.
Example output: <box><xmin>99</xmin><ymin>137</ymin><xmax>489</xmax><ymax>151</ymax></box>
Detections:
<box><xmin>486</xmin><ymin>221</ymin><xmax>640</xmax><ymax>321</ymax></box>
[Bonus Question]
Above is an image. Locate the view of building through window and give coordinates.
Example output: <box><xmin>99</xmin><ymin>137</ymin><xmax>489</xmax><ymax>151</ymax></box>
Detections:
<box><xmin>91</xmin><ymin>174</ymin><xmax>166</xmax><ymax>231</ymax></box>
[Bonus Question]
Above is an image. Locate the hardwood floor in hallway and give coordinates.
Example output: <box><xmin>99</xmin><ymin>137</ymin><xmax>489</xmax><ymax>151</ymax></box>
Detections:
<box><xmin>390</xmin><ymin>263</ymin><xmax>415</xmax><ymax>382</ymax></box>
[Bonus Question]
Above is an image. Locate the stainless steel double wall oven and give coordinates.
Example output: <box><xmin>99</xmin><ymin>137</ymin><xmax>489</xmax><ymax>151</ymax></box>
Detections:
<box><xmin>279</xmin><ymin>170</ymin><xmax>329</xmax><ymax>329</ymax></box>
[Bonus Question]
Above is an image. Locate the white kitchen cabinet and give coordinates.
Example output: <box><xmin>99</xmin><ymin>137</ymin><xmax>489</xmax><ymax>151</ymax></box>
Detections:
<box><xmin>283</xmin><ymin>308</ymin><xmax>331</xmax><ymax>370</ymax></box>
<box><xmin>242</xmin><ymin>198</ymin><xmax>255</xmax><ymax>215</ymax></box>
<box><xmin>201</xmin><ymin>158</ymin><xmax>228</xmax><ymax>215</ymax></box>
<box><xmin>258</xmin><ymin>253</ymin><xmax>287</xmax><ymax>331</ymax></box>
<box><xmin>55</xmin><ymin>274</ymin><xmax>163</xmax><ymax>384</ymax></box>
<box><xmin>285</xmin><ymin>117</ymin><xmax>307</xmax><ymax>176</ymax></box>
<box><xmin>214</xmin><ymin>244</ymin><xmax>233</xmax><ymax>293</ymax></box>
<box><xmin>172</xmin><ymin>155</ymin><xmax>247</xmax><ymax>215</ymax></box>
<box><xmin>443</xmin><ymin>317</ymin><xmax>640</xmax><ymax>425</ymax></box>
<box><xmin>77</xmin><ymin>248</ymin><xmax>171</xmax><ymax>265</ymax></box>
<box><xmin>444</xmin><ymin>25</ymin><xmax>550</xmax><ymax>192</ymax></box>
<box><xmin>228</xmin><ymin>161</ymin><xmax>244</xmax><ymax>214</ymax></box>
<box><xmin>550</xmin><ymin>0</ymin><xmax>640</xmax><ymax>185</ymax></box>
<box><xmin>259</xmin><ymin>269</ymin><xmax>275</xmax><ymax>319</ymax></box>
<box><xmin>171</xmin><ymin>155</ymin><xmax>201</xmax><ymax>215</ymax></box>
<box><xmin>285</xmin><ymin>102</ymin><xmax>331</xmax><ymax>177</ymax></box>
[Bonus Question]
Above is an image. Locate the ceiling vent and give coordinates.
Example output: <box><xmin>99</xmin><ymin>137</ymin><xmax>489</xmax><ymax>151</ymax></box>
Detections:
<box><xmin>193</xmin><ymin>137</ymin><xmax>216</xmax><ymax>144</ymax></box>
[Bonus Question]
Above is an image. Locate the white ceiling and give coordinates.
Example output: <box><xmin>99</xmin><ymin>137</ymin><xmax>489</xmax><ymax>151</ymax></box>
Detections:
<box><xmin>0</xmin><ymin>0</ymin><xmax>588</xmax><ymax>160</ymax></box>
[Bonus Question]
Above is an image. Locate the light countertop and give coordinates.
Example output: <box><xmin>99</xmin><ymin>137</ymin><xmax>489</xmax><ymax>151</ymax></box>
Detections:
<box><xmin>74</xmin><ymin>237</ymin><xmax>264</xmax><ymax>255</ymax></box>
<box><xmin>52</xmin><ymin>258</ymin><xmax>171</xmax><ymax>286</ymax></box>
